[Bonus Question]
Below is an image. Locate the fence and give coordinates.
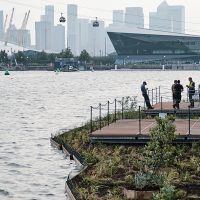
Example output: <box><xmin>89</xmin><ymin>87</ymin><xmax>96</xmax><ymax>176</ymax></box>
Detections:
<box><xmin>90</xmin><ymin>97</ymin><xmax>140</xmax><ymax>133</ymax></box>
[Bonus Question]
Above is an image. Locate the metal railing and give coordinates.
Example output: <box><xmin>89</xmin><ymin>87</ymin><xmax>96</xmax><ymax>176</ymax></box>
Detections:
<box><xmin>90</xmin><ymin>97</ymin><xmax>139</xmax><ymax>133</ymax></box>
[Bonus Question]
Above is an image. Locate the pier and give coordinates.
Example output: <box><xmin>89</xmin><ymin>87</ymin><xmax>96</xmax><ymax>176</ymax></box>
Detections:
<box><xmin>89</xmin><ymin>88</ymin><xmax>200</xmax><ymax>144</ymax></box>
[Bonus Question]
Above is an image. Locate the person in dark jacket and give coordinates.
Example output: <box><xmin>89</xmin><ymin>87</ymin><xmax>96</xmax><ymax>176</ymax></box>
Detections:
<box><xmin>174</xmin><ymin>80</ymin><xmax>184</xmax><ymax>109</ymax></box>
<box><xmin>186</xmin><ymin>77</ymin><xmax>195</xmax><ymax>108</ymax></box>
<box><xmin>141</xmin><ymin>81</ymin><xmax>153</xmax><ymax>109</ymax></box>
<box><xmin>171</xmin><ymin>80</ymin><xmax>178</xmax><ymax>108</ymax></box>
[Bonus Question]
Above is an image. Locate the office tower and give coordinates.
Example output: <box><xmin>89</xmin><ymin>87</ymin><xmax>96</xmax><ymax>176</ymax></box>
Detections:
<box><xmin>149</xmin><ymin>1</ymin><xmax>185</xmax><ymax>33</ymax></box>
<box><xmin>78</xmin><ymin>18</ymin><xmax>89</xmax><ymax>54</ymax></box>
<box><xmin>35</xmin><ymin>21</ymin><xmax>52</xmax><ymax>51</ymax></box>
<box><xmin>0</xmin><ymin>11</ymin><xmax>3</xmax><ymax>40</ymax></box>
<box><xmin>170</xmin><ymin>6</ymin><xmax>185</xmax><ymax>33</ymax></box>
<box><xmin>125</xmin><ymin>7</ymin><xmax>144</xmax><ymax>28</ymax></box>
<box><xmin>52</xmin><ymin>24</ymin><xmax>65</xmax><ymax>52</ymax></box>
<box><xmin>88</xmin><ymin>20</ymin><xmax>106</xmax><ymax>57</ymax></box>
<box><xmin>45</xmin><ymin>5</ymin><xmax>54</xmax><ymax>26</ymax></box>
<box><xmin>67</xmin><ymin>4</ymin><xmax>79</xmax><ymax>55</ymax></box>
<box><xmin>113</xmin><ymin>10</ymin><xmax>124</xmax><ymax>26</ymax></box>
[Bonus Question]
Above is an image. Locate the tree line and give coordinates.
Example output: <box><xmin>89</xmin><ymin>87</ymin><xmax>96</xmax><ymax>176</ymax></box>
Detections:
<box><xmin>0</xmin><ymin>48</ymin><xmax>116</xmax><ymax>66</ymax></box>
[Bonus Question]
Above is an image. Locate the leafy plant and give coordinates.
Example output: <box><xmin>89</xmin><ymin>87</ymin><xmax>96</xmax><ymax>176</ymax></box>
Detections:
<box><xmin>135</xmin><ymin>116</ymin><xmax>177</xmax><ymax>190</ymax></box>
<box><xmin>153</xmin><ymin>184</ymin><xmax>179</xmax><ymax>200</ymax></box>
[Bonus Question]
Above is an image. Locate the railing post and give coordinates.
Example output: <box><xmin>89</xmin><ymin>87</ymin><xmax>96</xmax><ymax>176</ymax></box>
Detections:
<box><xmin>161</xmin><ymin>96</ymin><xmax>163</xmax><ymax>112</ymax></box>
<box><xmin>107</xmin><ymin>101</ymin><xmax>110</xmax><ymax>126</ymax></box>
<box><xmin>156</xmin><ymin>87</ymin><xmax>158</xmax><ymax>104</ymax></box>
<box><xmin>115</xmin><ymin>99</ymin><xmax>117</xmax><ymax>122</ymax></box>
<box><xmin>152</xmin><ymin>89</ymin><xmax>154</xmax><ymax>106</ymax></box>
<box><xmin>159</xmin><ymin>86</ymin><xmax>161</xmax><ymax>103</ymax></box>
<box><xmin>188</xmin><ymin>106</ymin><xmax>191</xmax><ymax>135</ymax></box>
<box><xmin>90</xmin><ymin>106</ymin><xmax>93</xmax><ymax>133</ymax></box>
<box><xmin>122</xmin><ymin>101</ymin><xmax>124</xmax><ymax>119</ymax></box>
<box><xmin>139</xmin><ymin>106</ymin><xmax>141</xmax><ymax>134</ymax></box>
<box><xmin>99</xmin><ymin>103</ymin><xmax>102</xmax><ymax>130</ymax></box>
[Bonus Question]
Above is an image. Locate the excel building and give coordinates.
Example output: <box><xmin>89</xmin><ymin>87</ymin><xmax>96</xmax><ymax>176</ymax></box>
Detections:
<box><xmin>107</xmin><ymin>27</ymin><xmax>200</xmax><ymax>65</ymax></box>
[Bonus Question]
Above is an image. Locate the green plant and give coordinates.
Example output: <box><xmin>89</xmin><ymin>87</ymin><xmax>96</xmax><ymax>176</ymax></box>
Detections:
<box><xmin>134</xmin><ymin>116</ymin><xmax>177</xmax><ymax>190</ymax></box>
<box><xmin>153</xmin><ymin>184</ymin><xmax>179</xmax><ymax>200</ymax></box>
<box><xmin>135</xmin><ymin>172</ymin><xmax>164</xmax><ymax>190</ymax></box>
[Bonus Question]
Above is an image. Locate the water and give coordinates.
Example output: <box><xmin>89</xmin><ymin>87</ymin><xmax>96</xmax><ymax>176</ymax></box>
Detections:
<box><xmin>0</xmin><ymin>70</ymin><xmax>200</xmax><ymax>200</ymax></box>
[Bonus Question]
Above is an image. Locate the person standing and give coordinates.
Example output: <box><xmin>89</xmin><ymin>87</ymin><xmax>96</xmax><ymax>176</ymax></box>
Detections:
<box><xmin>186</xmin><ymin>77</ymin><xmax>195</xmax><ymax>108</ymax></box>
<box><xmin>141</xmin><ymin>81</ymin><xmax>154</xmax><ymax>109</ymax></box>
<box><xmin>171</xmin><ymin>80</ymin><xmax>177</xmax><ymax>108</ymax></box>
<box><xmin>174</xmin><ymin>80</ymin><xmax>184</xmax><ymax>109</ymax></box>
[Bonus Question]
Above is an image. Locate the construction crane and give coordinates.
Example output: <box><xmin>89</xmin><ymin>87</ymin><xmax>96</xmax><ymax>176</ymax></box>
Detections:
<box><xmin>4</xmin><ymin>8</ymin><xmax>14</xmax><ymax>46</ymax></box>
<box><xmin>18</xmin><ymin>10</ymin><xmax>30</xmax><ymax>46</ymax></box>
<box><xmin>3</xmin><ymin>14</ymin><xmax>8</xmax><ymax>37</ymax></box>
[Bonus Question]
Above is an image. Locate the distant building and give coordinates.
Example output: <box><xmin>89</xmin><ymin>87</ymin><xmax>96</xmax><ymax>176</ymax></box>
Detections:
<box><xmin>52</xmin><ymin>24</ymin><xmax>65</xmax><ymax>52</ymax></box>
<box><xmin>8</xmin><ymin>24</ymin><xmax>31</xmax><ymax>48</ymax></box>
<box><xmin>125</xmin><ymin>7</ymin><xmax>144</xmax><ymax>28</ymax></box>
<box><xmin>88</xmin><ymin>20</ymin><xmax>107</xmax><ymax>57</ymax></box>
<box><xmin>45</xmin><ymin>5</ymin><xmax>54</xmax><ymax>26</ymax></box>
<box><xmin>0</xmin><ymin>11</ymin><xmax>3</xmax><ymax>40</ymax></box>
<box><xmin>67</xmin><ymin>4</ymin><xmax>79</xmax><ymax>56</ymax></box>
<box><xmin>35</xmin><ymin>21</ymin><xmax>52</xmax><ymax>51</ymax></box>
<box><xmin>35</xmin><ymin>5</ymin><xmax>66</xmax><ymax>52</ymax></box>
<box><xmin>149</xmin><ymin>1</ymin><xmax>185</xmax><ymax>33</ymax></box>
<box><xmin>107</xmin><ymin>26</ymin><xmax>200</xmax><ymax>64</ymax></box>
<box><xmin>78</xmin><ymin>18</ymin><xmax>89</xmax><ymax>53</ymax></box>
<box><xmin>113</xmin><ymin>10</ymin><xmax>124</xmax><ymax>26</ymax></box>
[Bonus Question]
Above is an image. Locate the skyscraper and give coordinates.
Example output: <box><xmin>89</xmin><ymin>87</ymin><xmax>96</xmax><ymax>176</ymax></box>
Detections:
<box><xmin>67</xmin><ymin>4</ymin><xmax>79</xmax><ymax>55</ymax></box>
<box><xmin>149</xmin><ymin>1</ymin><xmax>185</xmax><ymax>33</ymax></box>
<box><xmin>52</xmin><ymin>24</ymin><xmax>65</xmax><ymax>52</ymax></box>
<box><xmin>0</xmin><ymin>11</ymin><xmax>3</xmax><ymax>40</ymax></box>
<box><xmin>78</xmin><ymin>18</ymin><xmax>89</xmax><ymax>53</ymax></box>
<box><xmin>88</xmin><ymin>20</ymin><xmax>106</xmax><ymax>57</ymax></box>
<box><xmin>125</xmin><ymin>7</ymin><xmax>144</xmax><ymax>28</ymax></box>
<box><xmin>113</xmin><ymin>10</ymin><xmax>124</xmax><ymax>26</ymax></box>
<box><xmin>45</xmin><ymin>5</ymin><xmax>54</xmax><ymax>26</ymax></box>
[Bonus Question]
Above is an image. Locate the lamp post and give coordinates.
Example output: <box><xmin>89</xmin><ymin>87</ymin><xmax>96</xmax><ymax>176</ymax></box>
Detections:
<box><xmin>162</xmin><ymin>55</ymin><xmax>166</xmax><ymax>71</ymax></box>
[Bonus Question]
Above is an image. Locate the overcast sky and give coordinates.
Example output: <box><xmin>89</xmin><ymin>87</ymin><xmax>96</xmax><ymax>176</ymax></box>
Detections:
<box><xmin>1</xmin><ymin>0</ymin><xmax>200</xmax><ymax>43</ymax></box>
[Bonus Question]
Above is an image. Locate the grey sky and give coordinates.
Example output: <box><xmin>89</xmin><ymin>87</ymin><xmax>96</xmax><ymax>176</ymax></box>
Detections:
<box><xmin>1</xmin><ymin>0</ymin><xmax>200</xmax><ymax>37</ymax></box>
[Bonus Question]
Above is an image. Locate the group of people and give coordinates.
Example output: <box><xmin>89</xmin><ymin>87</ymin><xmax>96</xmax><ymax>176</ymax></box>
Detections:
<box><xmin>172</xmin><ymin>77</ymin><xmax>195</xmax><ymax>109</ymax></box>
<box><xmin>141</xmin><ymin>77</ymin><xmax>196</xmax><ymax>110</ymax></box>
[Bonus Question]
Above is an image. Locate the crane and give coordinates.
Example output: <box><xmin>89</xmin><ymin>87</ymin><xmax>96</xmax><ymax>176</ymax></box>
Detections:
<box><xmin>4</xmin><ymin>8</ymin><xmax>14</xmax><ymax>46</ymax></box>
<box><xmin>18</xmin><ymin>10</ymin><xmax>30</xmax><ymax>46</ymax></box>
<box><xmin>3</xmin><ymin>14</ymin><xmax>8</xmax><ymax>37</ymax></box>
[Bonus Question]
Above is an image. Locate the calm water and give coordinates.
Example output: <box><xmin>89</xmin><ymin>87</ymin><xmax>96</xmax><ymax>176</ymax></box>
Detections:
<box><xmin>0</xmin><ymin>70</ymin><xmax>200</xmax><ymax>200</ymax></box>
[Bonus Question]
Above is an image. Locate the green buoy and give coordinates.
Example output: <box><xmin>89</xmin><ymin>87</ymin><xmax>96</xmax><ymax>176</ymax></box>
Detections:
<box><xmin>4</xmin><ymin>70</ymin><xmax>10</xmax><ymax>75</ymax></box>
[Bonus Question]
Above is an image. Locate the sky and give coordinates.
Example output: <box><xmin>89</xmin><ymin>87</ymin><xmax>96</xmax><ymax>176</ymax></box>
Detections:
<box><xmin>1</xmin><ymin>0</ymin><xmax>200</xmax><ymax>44</ymax></box>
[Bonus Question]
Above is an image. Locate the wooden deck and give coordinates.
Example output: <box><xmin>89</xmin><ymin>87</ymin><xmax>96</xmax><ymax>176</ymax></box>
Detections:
<box><xmin>90</xmin><ymin>119</ymin><xmax>200</xmax><ymax>144</ymax></box>
<box><xmin>144</xmin><ymin>102</ymin><xmax>200</xmax><ymax>115</ymax></box>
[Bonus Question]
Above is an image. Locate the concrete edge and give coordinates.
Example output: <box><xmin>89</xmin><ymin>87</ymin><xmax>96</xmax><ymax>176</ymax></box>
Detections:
<box><xmin>50</xmin><ymin>137</ymin><xmax>87</xmax><ymax>200</ymax></box>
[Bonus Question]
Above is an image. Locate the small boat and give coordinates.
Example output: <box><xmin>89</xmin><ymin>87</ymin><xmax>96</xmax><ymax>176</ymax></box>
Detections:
<box><xmin>4</xmin><ymin>70</ymin><xmax>10</xmax><ymax>75</ymax></box>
